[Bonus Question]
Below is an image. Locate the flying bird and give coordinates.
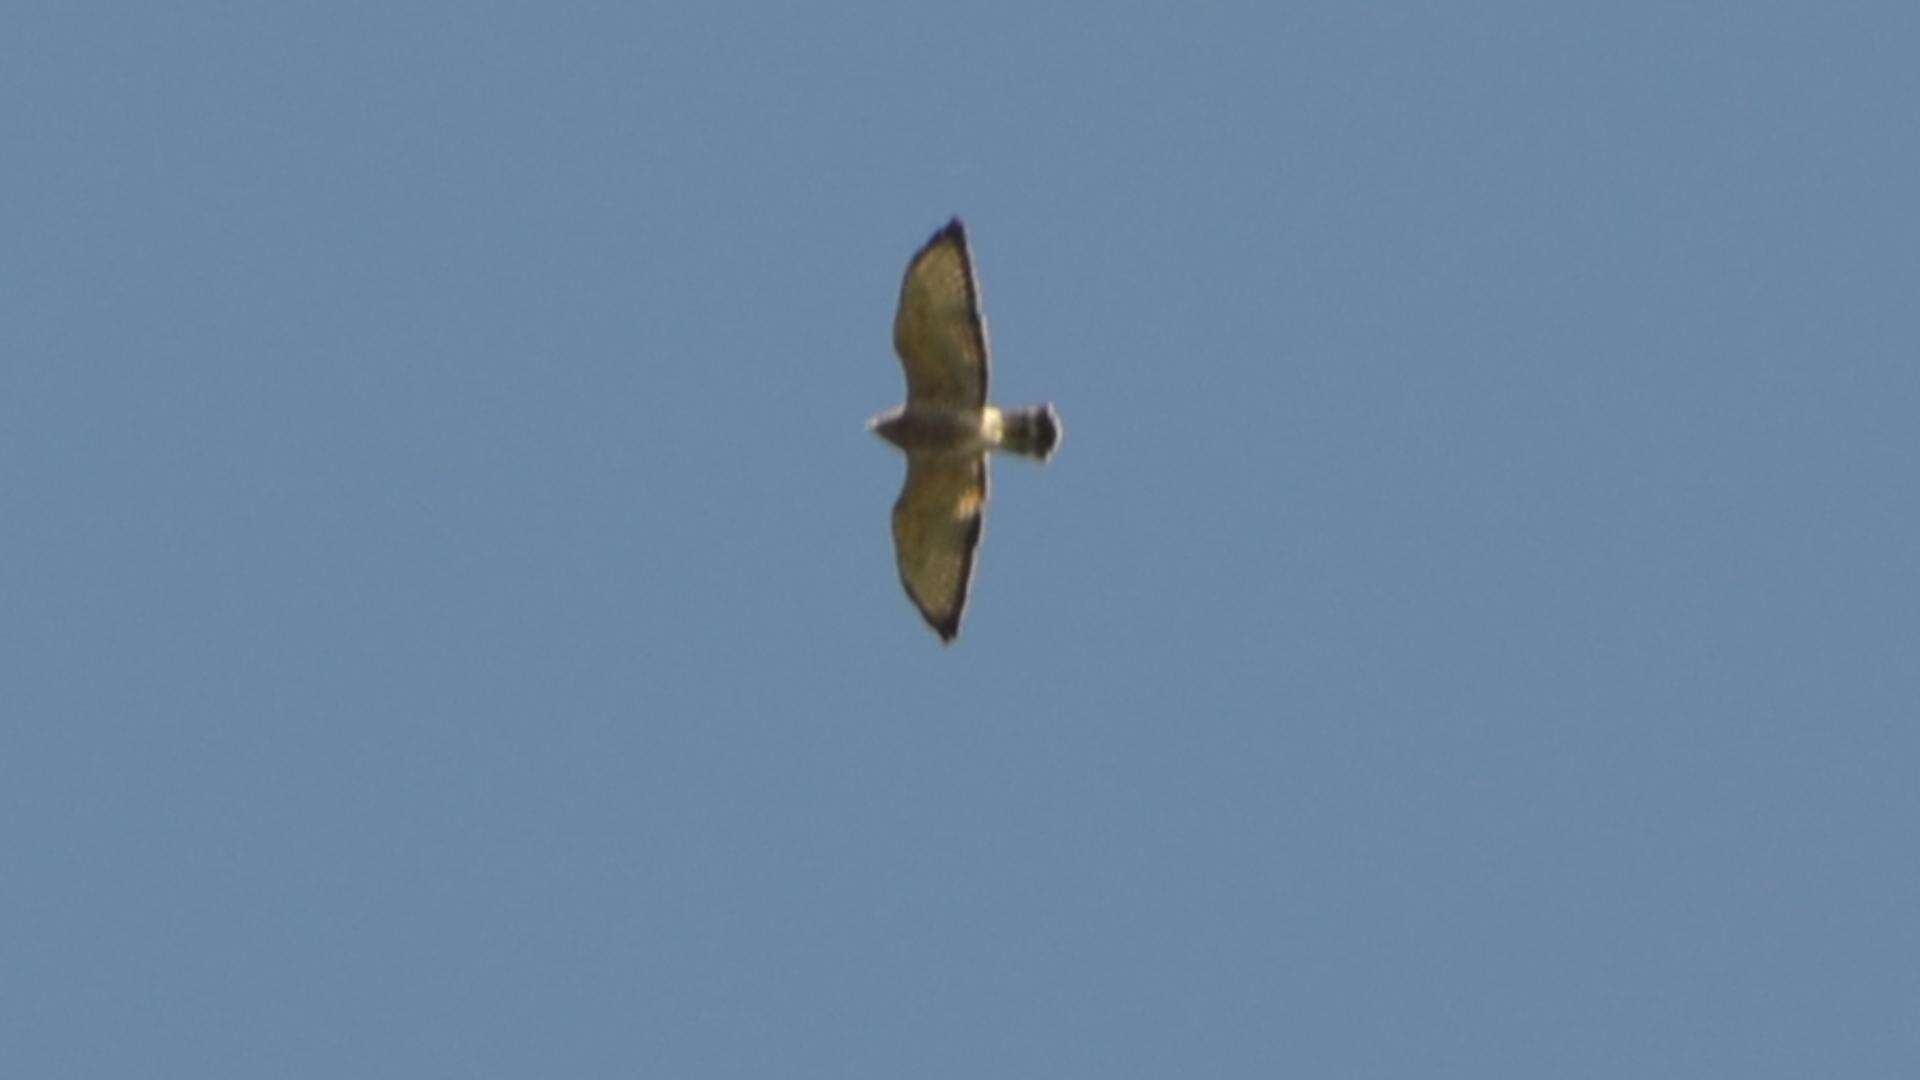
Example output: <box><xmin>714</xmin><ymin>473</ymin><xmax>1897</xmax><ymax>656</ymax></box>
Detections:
<box><xmin>870</xmin><ymin>218</ymin><xmax>1060</xmax><ymax>642</ymax></box>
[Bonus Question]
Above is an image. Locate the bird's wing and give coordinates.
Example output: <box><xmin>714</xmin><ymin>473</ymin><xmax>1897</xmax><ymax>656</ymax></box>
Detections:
<box><xmin>892</xmin><ymin>218</ymin><xmax>989</xmax><ymax>409</ymax></box>
<box><xmin>891</xmin><ymin>452</ymin><xmax>988</xmax><ymax>642</ymax></box>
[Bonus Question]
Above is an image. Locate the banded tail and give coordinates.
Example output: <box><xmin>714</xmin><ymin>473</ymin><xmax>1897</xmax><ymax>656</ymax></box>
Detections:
<box><xmin>999</xmin><ymin>403</ymin><xmax>1061</xmax><ymax>462</ymax></box>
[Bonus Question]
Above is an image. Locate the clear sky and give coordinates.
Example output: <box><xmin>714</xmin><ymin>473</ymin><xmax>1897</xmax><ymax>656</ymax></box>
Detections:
<box><xmin>6</xmin><ymin>4</ymin><xmax>1917</xmax><ymax>1076</ymax></box>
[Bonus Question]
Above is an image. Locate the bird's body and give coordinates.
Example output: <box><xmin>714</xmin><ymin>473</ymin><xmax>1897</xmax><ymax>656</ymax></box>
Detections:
<box><xmin>869</xmin><ymin>404</ymin><xmax>993</xmax><ymax>455</ymax></box>
<box><xmin>871</xmin><ymin>218</ymin><xmax>1060</xmax><ymax>642</ymax></box>
<box><xmin>870</xmin><ymin>403</ymin><xmax>1059</xmax><ymax>459</ymax></box>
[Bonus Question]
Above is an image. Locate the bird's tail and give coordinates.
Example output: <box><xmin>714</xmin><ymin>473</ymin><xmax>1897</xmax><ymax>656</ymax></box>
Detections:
<box><xmin>999</xmin><ymin>403</ymin><xmax>1061</xmax><ymax>462</ymax></box>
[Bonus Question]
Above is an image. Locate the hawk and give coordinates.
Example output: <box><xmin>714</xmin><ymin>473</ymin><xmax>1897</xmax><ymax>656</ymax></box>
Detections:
<box><xmin>869</xmin><ymin>218</ymin><xmax>1061</xmax><ymax>642</ymax></box>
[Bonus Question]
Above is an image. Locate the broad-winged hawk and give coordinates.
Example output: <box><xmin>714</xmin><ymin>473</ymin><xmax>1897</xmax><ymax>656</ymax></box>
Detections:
<box><xmin>869</xmin><ymin>218</ymin><xmax>1060</xmax><ymax>643</ymax></box>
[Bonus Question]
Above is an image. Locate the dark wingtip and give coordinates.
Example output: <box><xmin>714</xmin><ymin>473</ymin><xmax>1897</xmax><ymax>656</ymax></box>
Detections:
<box><xmin>909</xmin><ymin>217</ymin><xmax>970</xmax><ymax>268</ymax></box>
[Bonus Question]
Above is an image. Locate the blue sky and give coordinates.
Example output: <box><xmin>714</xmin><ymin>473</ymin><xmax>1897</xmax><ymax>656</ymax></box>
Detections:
<box><xmin>5</xmin><ymin>3</ymin><xmax>1917</xmax><ymax>1075</ymax></box>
